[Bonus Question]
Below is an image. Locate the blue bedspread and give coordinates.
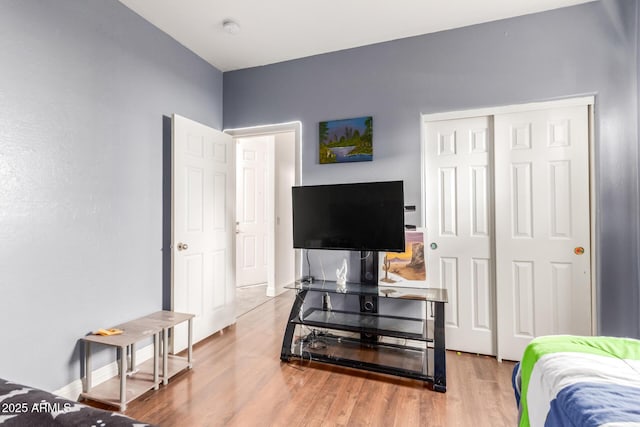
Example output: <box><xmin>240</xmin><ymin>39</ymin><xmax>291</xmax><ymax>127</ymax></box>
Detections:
<box><xmin>513</xmin><ymin>335</ymin><xmax>640</xmax><ymax>427</ymax></box>
<box><xmin>546</xmin><ymin>382</ymin><xmax>640</xmax><ymax>426</ymax></box>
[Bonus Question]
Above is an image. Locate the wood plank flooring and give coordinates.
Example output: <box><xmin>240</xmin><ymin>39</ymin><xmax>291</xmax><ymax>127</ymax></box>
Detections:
<box><xmin>124</xmin><ymin>291</ymin><xmax>517</xmax><ymax>426</ymax></box>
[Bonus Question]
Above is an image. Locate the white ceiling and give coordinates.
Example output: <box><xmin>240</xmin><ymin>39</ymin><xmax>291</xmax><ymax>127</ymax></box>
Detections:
<box><xmin>119</xmin><ymin>0</ymin><xmax>595</xmax><ymax>72</ymax></box>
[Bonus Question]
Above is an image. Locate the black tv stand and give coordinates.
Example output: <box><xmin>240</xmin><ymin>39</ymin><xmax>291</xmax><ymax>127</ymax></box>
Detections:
<box><xmin>280</xmin><ymin>277</ymin><xmax>448</xmax><ymax>392</ymax></box>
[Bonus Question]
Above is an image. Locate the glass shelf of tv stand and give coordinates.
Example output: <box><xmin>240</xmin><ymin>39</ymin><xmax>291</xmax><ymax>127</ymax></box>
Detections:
<box><xmin>292</xmin><ymin>332</ymin><xmax>435</xmax><ymax>380</ymax></box>
<box><xmin>293</xmin><ymin>308</ymin><xmax>432</xmax><ymax>341</ymax></box>
<box><xmin>285</xmin><ymin>280</ymin><xmax>448</xmax><ymax>303</ymax></box>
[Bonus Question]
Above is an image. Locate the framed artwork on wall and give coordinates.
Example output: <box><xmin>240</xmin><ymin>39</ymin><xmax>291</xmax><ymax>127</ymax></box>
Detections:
<box><xmin>319</xmin><ymin>116</ymin><xmax>372</xmax><ymax>164</ymax></box>
<box><xmin>378</xmin><ymin>229</ymin><xmax>427</xmax><ymax>288</ymax></box>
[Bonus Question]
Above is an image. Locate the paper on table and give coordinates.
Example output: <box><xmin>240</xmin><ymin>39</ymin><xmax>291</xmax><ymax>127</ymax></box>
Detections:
<box><xmin>94</xmin><ymin>328</ymin><xmax>123</xmax><ymax>336</ymax></box>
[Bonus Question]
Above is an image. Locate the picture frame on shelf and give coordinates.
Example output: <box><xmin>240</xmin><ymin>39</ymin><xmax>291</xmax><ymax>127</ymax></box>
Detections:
<box><xmin>378</xmin><ymin>228</ymin><xmax>427</xmax><ymax>288</ymax></box>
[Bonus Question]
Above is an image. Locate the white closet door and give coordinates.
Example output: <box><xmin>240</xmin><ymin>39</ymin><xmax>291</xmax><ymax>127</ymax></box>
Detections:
<box><xmin>494</xmin><ymin>105</ymin><xmax>591</xmax><ymax>361</ymax></box>
<box><xmin>425</xmin><ymin>116</ymin><xmax>496</xmax><ymax>355</ymax></box>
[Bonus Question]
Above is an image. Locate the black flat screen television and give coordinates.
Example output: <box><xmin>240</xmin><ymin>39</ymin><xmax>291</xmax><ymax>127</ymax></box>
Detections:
<box><xmin>292</xmin><ymin>180</ymin><xmax>405</xmax><ymax>252</ymax></box>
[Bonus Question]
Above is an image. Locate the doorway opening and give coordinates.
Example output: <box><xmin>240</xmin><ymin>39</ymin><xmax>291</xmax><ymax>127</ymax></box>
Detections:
<box><xmin>225</xmin><ymin>122</ymin><xmax>302</xmax><ymax>316</ymax></box>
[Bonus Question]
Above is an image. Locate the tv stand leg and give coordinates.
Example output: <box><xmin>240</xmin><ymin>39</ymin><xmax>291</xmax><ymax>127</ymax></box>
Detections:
<box><xmin>433</xmin><ymin>301</ymin><xmax>447</xmax><ymax>393</ymax></box>
<box><xmin>281</xmin><ymin>289</ymin><xmax>307</xmax><ymax>362</ymax></box>
<box><xmin>433</xmin><ymin>383</ymin><xmax>447</xmax><ymax>393</ymax></box>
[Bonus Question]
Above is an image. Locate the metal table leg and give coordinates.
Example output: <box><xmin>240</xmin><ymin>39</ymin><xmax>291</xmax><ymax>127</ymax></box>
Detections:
<box><xmin>162</xmin><ymin>327</ymin><xmax>169</xmax><ymax>385</ymax></box>
<box><xmin>153</xmin><ymin>333</ymin><xmax>159</xmax><ymax>390</ymax></box>
<box><xmin>187</xmin><ymin>319</ymin><xmax>193</xmax><ymax>369</ymax></box>
<box><xmin>130</xmin><ymin>342</ymin><xmax>137</xmax><ymax>373</ymax></box>
<box><xmin>119</xmin><ymin>345</ymin><xmax>127</xmax><ymax>410</ymax></box>
<box><xmin>83</xmin><ymin>341</ymin><xmax>92</xmax><ymax>393</ymax></box>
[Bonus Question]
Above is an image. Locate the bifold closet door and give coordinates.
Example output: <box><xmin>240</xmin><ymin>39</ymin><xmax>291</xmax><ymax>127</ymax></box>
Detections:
<box><xmin>494</xmin><ymin>105</ymin><xmax>591</xmax><ymax>361</ymax></box>
<box><xmin>425</xmin><ymin>116</ymin><xmax>496</xmax><ymax>356</ymax></box>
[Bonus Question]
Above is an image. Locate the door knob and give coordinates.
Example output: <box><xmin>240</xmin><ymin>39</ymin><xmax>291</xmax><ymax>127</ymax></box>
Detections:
<box><xmin>177</xmin><ymin>242</ymin><xmax>189</xmax><ymax>251</ymax></box>
<box><xmin>430</xmin><ymin>242</ymin><xmax>438</xmax><ymax>250</ymax></box>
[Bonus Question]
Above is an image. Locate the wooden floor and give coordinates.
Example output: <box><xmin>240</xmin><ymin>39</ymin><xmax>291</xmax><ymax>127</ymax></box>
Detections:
<box><xmin>124</xmin><ymin>291</ymin><xmax>518</xmax><ymax>427</ymax></box>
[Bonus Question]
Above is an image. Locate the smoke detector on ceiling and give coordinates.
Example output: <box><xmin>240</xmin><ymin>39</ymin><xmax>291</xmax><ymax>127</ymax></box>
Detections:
<box><xmin>222</xmin><ymin>19</ymin><xmax>241</xmax><ymax>35</ymax></box>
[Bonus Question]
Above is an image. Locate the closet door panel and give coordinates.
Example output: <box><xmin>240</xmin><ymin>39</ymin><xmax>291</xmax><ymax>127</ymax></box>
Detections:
<box><xmin>494</xmin><ymin>105</ymin><xmax>591</xmax><ymax>361</ymax></box>
<box><xmin>425</xmin><ymin>117</ymin><xmax>495</xmax><ymax>356</ymax></box>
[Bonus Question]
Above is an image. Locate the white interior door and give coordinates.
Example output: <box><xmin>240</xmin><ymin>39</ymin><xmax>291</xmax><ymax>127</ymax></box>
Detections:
<box><xmin>235</xmin><ymin>136</ymin><xmax>273</xmax><ymax>287</ymax></box>
<box><xmin>172</xmin><ymin>114</ymin><xmax>235</xmax><ymax>352</ymax></box>
<box><xmin>494</xmin><ymin>105</ymin><xmax>591</xmax><ymax>361</ymax></box>
<box><xmin>425</xmin><ymin>116</ymin><xmax>496</xmax><ymax>356</ymax></box>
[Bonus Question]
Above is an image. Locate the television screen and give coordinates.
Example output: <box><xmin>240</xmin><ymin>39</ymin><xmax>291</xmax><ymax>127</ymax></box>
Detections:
<box><xmin>292</xmin><ymin>181</ymin><xmax>405</xmax><ymax>252</ymax></box>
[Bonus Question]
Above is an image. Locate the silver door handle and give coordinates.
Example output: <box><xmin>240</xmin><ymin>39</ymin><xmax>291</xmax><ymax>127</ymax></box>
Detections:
<box><xmin>177</xmin><ymin>242</ymin><xmax>189</xmax><ymax>251</ymax></box>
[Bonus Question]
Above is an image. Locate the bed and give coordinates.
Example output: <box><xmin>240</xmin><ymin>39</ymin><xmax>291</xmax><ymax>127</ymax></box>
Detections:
<box><xmin>0</xmin><ymin>378</ymin><xmax>155</xmax><ymax>426</ymax></box>
<box><xmin>512</xmin><ymin>335</ymin><xmax>640</xmax><ymax>427</ymax></box>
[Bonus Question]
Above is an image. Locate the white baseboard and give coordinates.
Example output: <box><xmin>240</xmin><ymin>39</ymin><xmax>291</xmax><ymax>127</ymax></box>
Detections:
<box><xmin>54</xmin><ymin>344</ymin><xmax>155</xmax><ymax>401</ymax></box>
<box><xmin>267</xmin><ymin>282</ymin><xmax>290</xmax><ymax>297</ymax></box>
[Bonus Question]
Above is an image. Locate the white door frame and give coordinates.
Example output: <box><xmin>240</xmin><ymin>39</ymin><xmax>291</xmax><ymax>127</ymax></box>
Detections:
<box><xmin>421</xmin><ymin>95</ymin><xmax>598</xmax><ymax>338</ymax></box>
<box><xmin>224</xmin><ymin>121</ymin><xmax>303</xmax><ymax>295</ymax></box>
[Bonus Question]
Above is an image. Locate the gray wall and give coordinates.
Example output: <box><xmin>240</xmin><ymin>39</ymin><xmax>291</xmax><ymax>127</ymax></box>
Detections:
<box><xmin>0</xmin><ymin>0</ymin><xmax>223</xmax><ymax>390</ymax></box>
<box><xmin>224</xmin><ymin>0</ymin><xmax>640</xmax><ymax>338</ymax></box>
<box><xmin>1</xmin><ymin>0</ymin><xmax>638</xmax><ymax>394</ymax></box>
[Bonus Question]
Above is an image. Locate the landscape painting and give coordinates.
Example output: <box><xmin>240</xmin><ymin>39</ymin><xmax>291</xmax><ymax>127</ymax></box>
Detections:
<box><xmin>379</xmin><ymin>230</ymin><xmax>426</xmax><ymax>288</ymax></box>
<box><xmin>319</xmin><ymin>116</ymin><xmax>373</xmax><ymax>164</ymax></box>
